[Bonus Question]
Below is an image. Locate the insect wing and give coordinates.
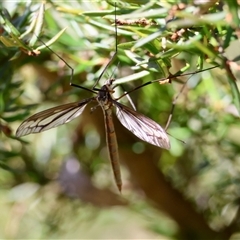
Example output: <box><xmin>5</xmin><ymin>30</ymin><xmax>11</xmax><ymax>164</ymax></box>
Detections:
<box><xmin>16</xmin><ymin>98</ymin><xmax>92</xmax><ymax>137</ymax></box>
<box><xmin>114</xmin><ymin>101</ymin><xmax>170</xmax><ymax>149</ymax></box>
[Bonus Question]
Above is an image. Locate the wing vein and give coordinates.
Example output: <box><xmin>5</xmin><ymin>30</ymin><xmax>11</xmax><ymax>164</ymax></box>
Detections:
<box><xmin>114</xmin><ymin>101</ymin><xmax>170</xmax><ymax>149</ymax></box>
<box><xmin>16</xmin><ymin>98</ymin><xmax>93</xmax><ymax>137</ymax></box>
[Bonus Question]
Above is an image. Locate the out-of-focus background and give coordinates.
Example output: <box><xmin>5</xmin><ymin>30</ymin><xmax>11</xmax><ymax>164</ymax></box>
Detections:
<box><xmin>1</xmin><ymin>0</ymin><xmax>240</xmax><ymax>239</ymax></box>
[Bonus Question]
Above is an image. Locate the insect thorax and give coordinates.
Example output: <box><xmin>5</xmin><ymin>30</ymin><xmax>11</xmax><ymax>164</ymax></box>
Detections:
<box><xmin>97</xmin><ymin>85</ymin><xmax>114</xmax><ymax>110</ymax></box>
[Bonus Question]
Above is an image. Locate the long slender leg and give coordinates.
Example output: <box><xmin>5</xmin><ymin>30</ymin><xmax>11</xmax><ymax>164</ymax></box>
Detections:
<box><xmin>115</xmin><ymin>66</ymin><xmax>218</xmax><ymax>101</ymax></box>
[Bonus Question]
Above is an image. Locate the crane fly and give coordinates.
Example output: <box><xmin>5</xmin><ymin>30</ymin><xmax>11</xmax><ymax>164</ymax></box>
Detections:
<box><xmin>16</xmin><ymin>77</ymin><xmax>170</xmax><ymax>192</ymax></box>
<box><xmin>15</xmin><ymin>3</ymin><xmax>171</xmax><ymax>192</ymax></box>
<box><xmin>16</xmin><ymin>2</ymin><xmax>218</xmax><ymax>191</ymax></box>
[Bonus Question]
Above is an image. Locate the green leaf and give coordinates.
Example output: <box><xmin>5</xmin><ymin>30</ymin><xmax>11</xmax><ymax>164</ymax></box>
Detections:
<box><xmin>226</xmin><ymin>0</ymin><xmax>240</xmax><ymax>27</ymax></box>
<box><xmin>36</xmin><ymin>27</ymin><xmax>67</xmax><ymax>50</ymax></box>
<box><xmin>115</xmin><ymin>70</ymin><xmax>150</xmax><ymax>85</ymax></box>
<box><xmin>0</xmin><ymin>9</ymin><xmax>21</xmax><ymax>36</ymax></box>
<box><xmin>132</xmin><ymin>30</ymin><xmax>163</xmax><ymax>50</ymax></box>
<box><xmin>29</xmin><ymin>3</ymin><xmax>45</xmax><ymax>46</ymax></box>
<box><xmin>0</xmin><ymin>36</ymin><xmax>18</xmax><ymax>47</ymax></box>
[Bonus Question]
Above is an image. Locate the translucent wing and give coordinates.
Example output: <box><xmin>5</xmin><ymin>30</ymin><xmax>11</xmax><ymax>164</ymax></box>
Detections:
<box><xmin>114</xmin><ymin>101</ymin><xmax>170</xmax><ymax>149</ymax></box>
<box><xmin>16</xmin><ymin>98</ymin><xmax>93</xmax><ymax>137</ymax></box>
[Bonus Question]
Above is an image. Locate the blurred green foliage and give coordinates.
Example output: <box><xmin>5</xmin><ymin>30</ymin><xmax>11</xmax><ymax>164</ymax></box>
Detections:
<box><xmin>1</xmin><ymin>0</ymin><xmax>240</xmax><ymax>239</ymax></box>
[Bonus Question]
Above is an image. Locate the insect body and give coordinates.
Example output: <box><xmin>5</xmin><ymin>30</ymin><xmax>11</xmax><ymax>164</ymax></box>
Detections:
<box><xmin>16</xmin><ymin>79</ymin><xmax>170</xmax><ymax>191</ymax></box>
